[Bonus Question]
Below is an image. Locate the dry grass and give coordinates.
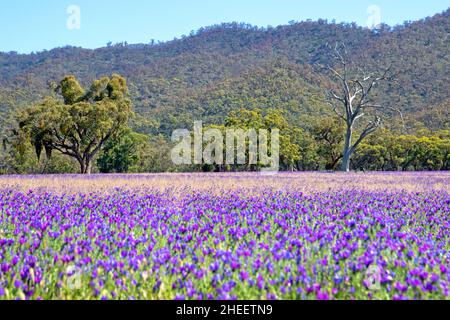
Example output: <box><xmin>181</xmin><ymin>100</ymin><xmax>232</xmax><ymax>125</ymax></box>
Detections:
<box><xmin>0</xmin><ymin>172</ymin><xmax>448</xmax><ymax>195</ymax></box>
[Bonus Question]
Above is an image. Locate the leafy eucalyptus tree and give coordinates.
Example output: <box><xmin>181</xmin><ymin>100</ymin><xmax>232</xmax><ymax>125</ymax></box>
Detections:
<box><xmin>19</xmin><ymin>74</ymin><xmax>132</xmax><ymax>174</ymax></box>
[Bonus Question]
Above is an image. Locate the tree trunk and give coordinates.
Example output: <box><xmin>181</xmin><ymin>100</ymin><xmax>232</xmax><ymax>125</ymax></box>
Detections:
<box><xmin>85</xmin><ymin>161</ymin><xmax>92</xmax><ymax>174</ymax></box>
<box><xmin>341</xmin><ymin>125</ymin><xmax>353</xmax><ymax>172</ymax></box>
<box><xmin>341</xmin><ymin>151</ymin><xmax>351</xmax><ymax>172</ymax></box>
<box><xmin>79</xmin><ymin>158</ymin><xmax>92</xmax><ymax>174</ymax></box>
<box><xmin>79</xmin><ymin>161</ymin><xmax>85</xmax><ymax>174</ymax></box>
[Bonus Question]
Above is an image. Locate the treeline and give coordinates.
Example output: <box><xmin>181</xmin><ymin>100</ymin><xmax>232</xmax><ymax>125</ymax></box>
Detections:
<box><xmin>1</xmin><ymin>108</ymin><xmax>448</xmax><ymax>174</ymax></box>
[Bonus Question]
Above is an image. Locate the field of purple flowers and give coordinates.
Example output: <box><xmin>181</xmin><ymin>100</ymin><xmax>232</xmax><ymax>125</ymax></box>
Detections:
<box><xmin>0</xmin><ymin>173</ymin><xmax>449</xmax><ymax>300</ymax></box>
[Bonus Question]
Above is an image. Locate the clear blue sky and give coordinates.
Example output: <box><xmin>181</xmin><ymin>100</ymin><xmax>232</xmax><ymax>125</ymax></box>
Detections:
<box><xmin>1</xmin><ymin>0</ymin><xmax>449</xmax><ymax>53</ymax></box>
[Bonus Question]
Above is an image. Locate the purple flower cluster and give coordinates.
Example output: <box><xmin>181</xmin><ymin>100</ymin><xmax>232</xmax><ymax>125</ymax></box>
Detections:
<box><xmin>0</xmin><ymin>175</ymin><xmax>449</xmax><ymax>300</ymax></box>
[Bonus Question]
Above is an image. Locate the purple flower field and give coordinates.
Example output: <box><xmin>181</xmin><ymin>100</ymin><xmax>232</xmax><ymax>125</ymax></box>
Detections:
<box><xmin>0</xmin><ymin>173</ymin><xmax>449</xmax><ymax>300</ymax></box>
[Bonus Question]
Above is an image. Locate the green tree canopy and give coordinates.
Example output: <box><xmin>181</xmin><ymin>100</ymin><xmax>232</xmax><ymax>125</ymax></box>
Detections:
<box><xmin>18</xmin><ymin>74</ymin><xmax>133</xmax><ymax>174</ymax></box>
<box><xmin>97</xmin><ymin>128</ymin><xmax>150</xmax><ymax>173</ymax></box>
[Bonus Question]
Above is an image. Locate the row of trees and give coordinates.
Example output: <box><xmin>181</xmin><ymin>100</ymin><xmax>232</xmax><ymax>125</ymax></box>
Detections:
<box><xmin>204</xmin><ymin>109</ymin><xmax>449</xmax><ymax>172</ymax></box>
<box><xmin>1</xmin><ymin>104</ymin><xmax>448</xmax><ymax>174</ymax></box>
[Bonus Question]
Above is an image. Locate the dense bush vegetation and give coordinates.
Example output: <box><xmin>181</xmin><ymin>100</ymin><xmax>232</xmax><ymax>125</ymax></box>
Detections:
<box><xmin>1</xmin><ymin>106</ymin><xmax>448</xmax><ymax>174</ymax></box>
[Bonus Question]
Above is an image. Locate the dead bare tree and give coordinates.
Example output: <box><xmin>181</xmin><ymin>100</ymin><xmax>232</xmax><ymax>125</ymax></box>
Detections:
<box><xmin>319</xmin><ymin>43</ymin><xmax>402</xmax><ymax>172</ymax></box>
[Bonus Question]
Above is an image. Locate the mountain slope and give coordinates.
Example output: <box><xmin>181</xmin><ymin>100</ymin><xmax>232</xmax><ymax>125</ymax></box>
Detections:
<box><xmin>0</xmin><ymin>9</ymin><xmax>449</xmax><ymax>135</ymax></box>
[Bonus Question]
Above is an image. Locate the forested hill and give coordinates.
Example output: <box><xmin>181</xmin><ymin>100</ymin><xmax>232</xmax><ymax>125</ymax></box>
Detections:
<box><xmin>0</xmin><ymin>9</ymin><xmax>449</xmax><ymax>135</ymax></box>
